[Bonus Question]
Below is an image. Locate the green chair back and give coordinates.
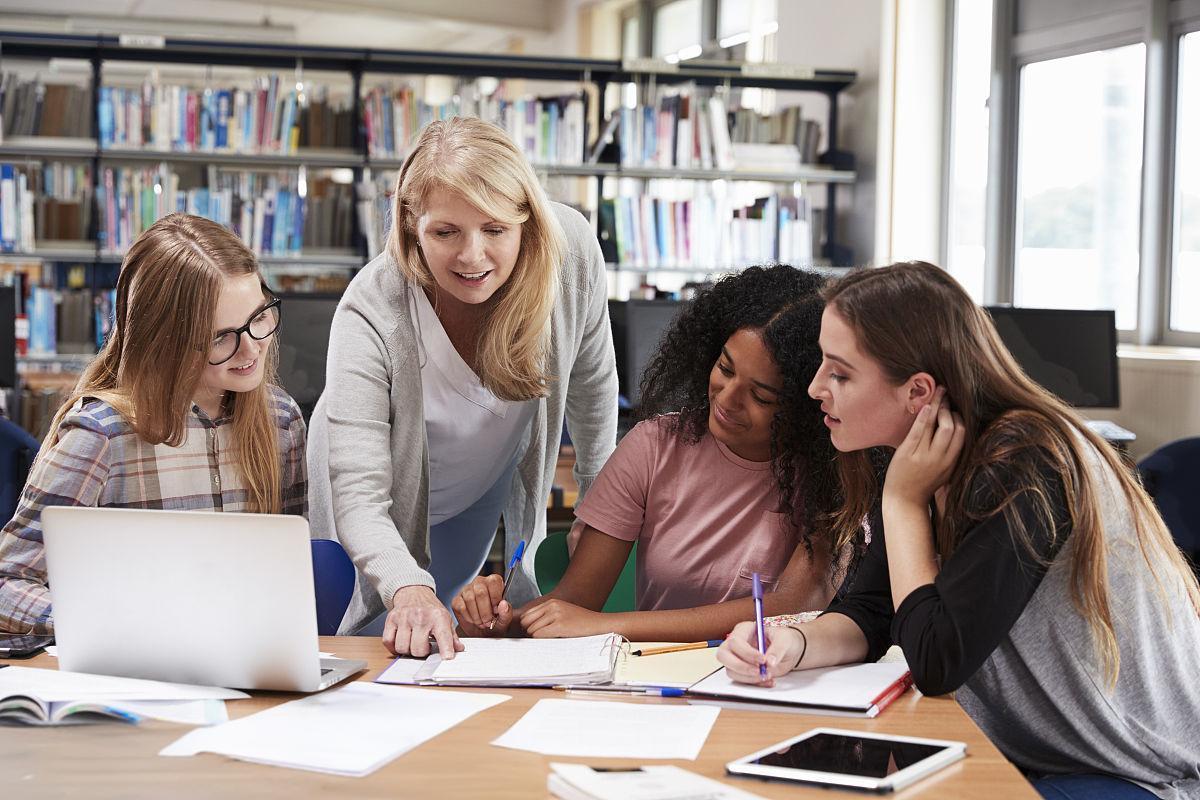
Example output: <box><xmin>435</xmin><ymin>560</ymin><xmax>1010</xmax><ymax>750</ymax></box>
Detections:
<box><xmin>534</xmin><ymin>532</ymin><xmax>636</xmax><ymax>613</ymax></box>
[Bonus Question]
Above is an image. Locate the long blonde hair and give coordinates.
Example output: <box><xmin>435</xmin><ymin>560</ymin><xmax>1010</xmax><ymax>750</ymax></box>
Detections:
<box><xmin>45</xmin><ymin>213</ymin><xmax>284</xmax><ymax>514</ymax></box>
<box><xmin>389</xmin><ymin>116</ymin><xmax>563</xmax><ymax>401</ymax></box>
<box><xmin>824</xmin><ymin>261</ymin><xmax>1200</xmax><ymax>687</ymax></box>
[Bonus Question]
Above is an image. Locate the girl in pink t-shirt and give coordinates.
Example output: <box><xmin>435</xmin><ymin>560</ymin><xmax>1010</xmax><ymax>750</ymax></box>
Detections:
<box><xmin>453</xmin><ymin>265</ymin><xmax>862</xmax><ymax>642</ymax></box>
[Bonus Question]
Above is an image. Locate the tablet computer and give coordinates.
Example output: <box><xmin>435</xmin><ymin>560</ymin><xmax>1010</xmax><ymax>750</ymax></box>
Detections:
<box><xmin>726</xmin><ymin>727</ymin><xmax>966</xmax><ymax>793</ymax></box>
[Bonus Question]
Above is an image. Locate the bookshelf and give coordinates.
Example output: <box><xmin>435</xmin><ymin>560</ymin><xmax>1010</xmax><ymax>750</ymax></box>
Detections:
<box><xmin>0</xmin><ymin>31</ymin><xmax>859</xmax><ymax>432</ymax></box>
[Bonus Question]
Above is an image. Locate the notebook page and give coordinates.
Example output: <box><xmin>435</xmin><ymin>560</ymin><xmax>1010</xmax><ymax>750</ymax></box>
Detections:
<box><xmin>431</xmin><ymin>634</ymin><xmax>617</xmax><ymax>684</ymax></box>
<box><xmin>611</xmin><ymin>642</ymin><xmax>722</xmax><ymax>688</ymax></box>
<box><xmin>690</xmin><ymin>660</ymin><xmax>910</xmax><ymax>710</ymax></box>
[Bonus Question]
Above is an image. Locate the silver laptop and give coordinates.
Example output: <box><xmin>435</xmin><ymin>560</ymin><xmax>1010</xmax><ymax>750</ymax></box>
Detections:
<box><xmin>42</xmin><ymin>507</ymin><xmax>366</xmax><ymax>692</ymax></box>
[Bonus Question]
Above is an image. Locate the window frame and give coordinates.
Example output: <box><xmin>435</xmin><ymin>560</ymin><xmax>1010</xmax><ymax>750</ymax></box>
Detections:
<box><xmin>1164</xmin><ymin>3</ymin><xmax>1200</xmax><ymax>345</ymax></box>
<box><xmin>963</xmin><ymin>0</ymin><xmax>1200</xmax><ymax>347</ymax></box>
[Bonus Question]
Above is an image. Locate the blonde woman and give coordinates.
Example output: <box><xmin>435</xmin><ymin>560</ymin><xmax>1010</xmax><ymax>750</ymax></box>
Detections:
<box><xmin>719</xmin><ymin>262</ymin><xmax>1200</xmax><ymax>799</ymax></box>
<box><xmin>0</xmin><ymin>213</ymin><xmax>308</xmax><ymax>635</ymax></box>
<box><xmin>307</xmin><ymin>117</ymin><xmax>617</xmax><ymax>657</ymax></box>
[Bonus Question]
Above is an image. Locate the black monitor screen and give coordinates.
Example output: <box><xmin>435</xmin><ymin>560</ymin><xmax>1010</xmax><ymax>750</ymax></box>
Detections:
<box><xmin>0</xmin><ymin>287</ymin><xmax>14</xmax><ymax>388</ymax></box>
<box><xmin>985</xmin><ymin>306</ymin><xmax>1119</xmax><ymax>408</ymax></box>
<box><xmin>609</xmin><ymin>300</ymin><xmax>687</xmax><ymax>407</ymax></box>
<box><xmin>275</xmin><ymin>293</ymin><xmax>340</xmax><ymax>420</ymax></box>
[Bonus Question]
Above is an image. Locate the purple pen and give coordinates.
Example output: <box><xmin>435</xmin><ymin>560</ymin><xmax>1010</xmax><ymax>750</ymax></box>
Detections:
<box><xmin>753</xmin><ymin>572</ymin><xmax>767</xmax><ymax>679</ymax></box>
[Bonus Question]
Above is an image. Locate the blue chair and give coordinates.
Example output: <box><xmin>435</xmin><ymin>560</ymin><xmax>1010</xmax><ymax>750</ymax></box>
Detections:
<box><xmin>0</xmin><ymin>416</ymin><xmax>39</xmax><ymax>523</ymax></box>
<box><xmin>310</xmin><ymin>539</ymin><xmax>355</xmax><ymax>635</ymax></box>
<box><xmin>1139</xmin><ymin>437</ymin><xmax>1200</xmax><ymax>567</ymax></box>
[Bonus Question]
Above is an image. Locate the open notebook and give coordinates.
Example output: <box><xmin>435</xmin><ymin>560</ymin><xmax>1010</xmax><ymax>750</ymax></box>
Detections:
<box><xmin>375</xmin><ymin>636</ymin><xmax>723</xmax><ymax>690</ymax></box>
<box><xmin>687</xmin><ymin>660</ymin><xmax>912</xmax><ymax>718</ymax></box>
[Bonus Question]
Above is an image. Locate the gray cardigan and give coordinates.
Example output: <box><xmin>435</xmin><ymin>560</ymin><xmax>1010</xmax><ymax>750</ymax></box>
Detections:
<box><xmin>307</xmin><ymin>202</ymin><xmax>618</xmax><ymax>632</ymax></box>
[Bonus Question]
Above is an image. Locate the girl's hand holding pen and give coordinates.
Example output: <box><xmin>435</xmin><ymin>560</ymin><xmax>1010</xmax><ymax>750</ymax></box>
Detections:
<box><xmin>717</xmin><ymin>621</ymin><xmax>806</xmax><ymax>687</ymax></box>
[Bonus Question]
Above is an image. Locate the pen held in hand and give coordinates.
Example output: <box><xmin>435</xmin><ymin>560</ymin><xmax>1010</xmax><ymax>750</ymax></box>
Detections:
<box><xmin>752</xmin><ymin>572</ymin><xmax>767</xmax><ymax>680</ymax></box>
<box><xmin>487</xmin><ymin>539</ymin><xmax>527</xmax><ymax>631</ymax></box>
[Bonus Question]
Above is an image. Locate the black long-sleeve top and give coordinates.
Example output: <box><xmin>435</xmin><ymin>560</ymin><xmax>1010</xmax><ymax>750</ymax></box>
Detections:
<box><xmin>825</xmin><ymin>462</ymin><xmax>1073</xmax><ymax>696</ymax></box>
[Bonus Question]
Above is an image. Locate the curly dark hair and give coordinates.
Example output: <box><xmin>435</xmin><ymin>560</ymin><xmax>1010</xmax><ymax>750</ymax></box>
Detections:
<box><xmin>636</xmin><ymin>265</ymin><xmax>849</xmax><ymax>559</ymax></box>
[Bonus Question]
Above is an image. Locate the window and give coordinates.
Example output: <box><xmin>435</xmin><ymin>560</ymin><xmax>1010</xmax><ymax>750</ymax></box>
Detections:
<box><xmin>653</xmin><ymin>0</ymin><xmax>703</xmax><ymax>62</ymax></box>
<box><xmin>1014</xmin><ymin>44</ymin><xmax>1145</xmax><ymax>330</ymax></box>
<box><xmin>1172</xmin><ymin>30</ymin><xmax>1200</xmax><ymax>333</ymax></box>
<box><xmin>944</xmin><ymin>0</ymin><xmax>993</xmax><ymax>302</ymax></box>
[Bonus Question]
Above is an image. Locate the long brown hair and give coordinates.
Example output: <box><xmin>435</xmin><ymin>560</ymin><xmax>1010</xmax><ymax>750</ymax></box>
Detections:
<box><xmin>45</xmin><ymin>213</ymin><xmax>284</xmax><ymax>513</ymax></box>
<box><xmin>388</xmin><ymin>116</ymin><xmax>562</xmax><ymax>401</ymax></box>
<box><xmin>824</xmin><ymin>261</ymin><xmax>1200</xmax><ymax>686</ymax></box>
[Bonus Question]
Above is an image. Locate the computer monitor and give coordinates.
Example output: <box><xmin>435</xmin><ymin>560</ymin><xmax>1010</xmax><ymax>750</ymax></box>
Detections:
<box><xmin>0</xmin><ymin>287</ymin><xmax>14</xmax><ymax>388</ymax></box>
<box><xmin>275</xmin><ymin>293</ymin><xmax>341</xmax><ymax>420</ymax></box>
<box><xmin>984</xmin><ymin>306</ymin><xmax>1119</xmax><ymax>409</ymax></box>
<box><xmin>608</xmin><ymin>299</ymin><xmax>687</xmax><ymax>407</ymax></box>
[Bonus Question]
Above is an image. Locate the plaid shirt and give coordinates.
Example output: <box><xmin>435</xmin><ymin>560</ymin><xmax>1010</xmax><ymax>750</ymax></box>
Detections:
<box><xmin>0</xmin><ymin>384</ymin><xmax>307</xmax><ymax>635</ymax></box>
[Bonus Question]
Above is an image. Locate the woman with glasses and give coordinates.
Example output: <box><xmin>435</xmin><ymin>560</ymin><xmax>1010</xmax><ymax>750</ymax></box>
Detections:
<box><xmin>307</xmin><ymin>117</ymin><xmax>618</xmax><ymax>658</ymax></box>
<box><xmin>0</xmin><ymin>213</ymin><xmax>307</xmax><ymax>636</ymax></box>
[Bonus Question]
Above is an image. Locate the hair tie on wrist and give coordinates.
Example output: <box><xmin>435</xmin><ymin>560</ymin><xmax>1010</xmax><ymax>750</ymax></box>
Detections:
<box><xmin>790</xmin><ymin>625</ymin><xmax>809</xmax><ymax>670</ymax></box>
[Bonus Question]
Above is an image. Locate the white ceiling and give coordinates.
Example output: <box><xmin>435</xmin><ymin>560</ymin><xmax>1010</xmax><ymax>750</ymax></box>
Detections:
<box><xmin>0</xmin><ymin>0</ymin><xmax>572</xmax><ymax>54</ymax></box>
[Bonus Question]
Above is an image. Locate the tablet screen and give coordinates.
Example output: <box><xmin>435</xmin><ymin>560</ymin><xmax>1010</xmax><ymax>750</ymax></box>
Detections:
<box><xmin>748</xmin><ymin>732</ymin><xmax>950</xmax><ymax>779</ymax></box>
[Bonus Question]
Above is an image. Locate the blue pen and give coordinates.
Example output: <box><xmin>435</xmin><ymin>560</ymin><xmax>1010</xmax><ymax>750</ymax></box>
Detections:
<box><xmin>562</xmin><ymin>686</ymin><xmax>686</xmax><ymax>698</ymax></box>
<box><xmin>488</xmin><ymin>539</ymin><xmax>527</xmax><ymax>630</ymax></box>
<box><xmin>752</xmin><ymin>572</ymin><xmax>767</xmax><ymax>680</ymax></box>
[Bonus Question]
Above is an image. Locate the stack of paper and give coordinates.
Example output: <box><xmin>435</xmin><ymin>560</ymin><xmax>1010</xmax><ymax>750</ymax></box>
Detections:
<box><xmin>492</xmin><ymin>699</ymin><xmax>719</xmax><ymax>760</ymax></box>
<box><xmin>161</xmin><ymin>683</ymin><xmax>509</xmax><ymax>776</ymax></box>
<box><xmin>377</xmin><ymin>634</ymin><xmax>620</xmax><ymax>687</ymax></box>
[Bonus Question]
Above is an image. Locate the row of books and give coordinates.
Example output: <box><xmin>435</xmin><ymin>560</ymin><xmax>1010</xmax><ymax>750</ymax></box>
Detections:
<box><xmin>615</xmin><ymin>91</ymin><xmax>818</xmax><ymax>172</ymax></box>
<box><xmin>363</xmin><ymin>84</ymin><xmax>586</xmax><ymax>164</ymax></box>
<box><xmin>99</xmin><ymin>78</ymin><xmax>355</xmax><ymax>154</ymax></box>
<box><xmin>0</xmin><ymin>75</ymin><xmax>93</xmax><ymax>140</ymax></box>
<box><xmin>728</xmin><ymin>105</ymin><xmax>823</xmax><ymax>163</ymax></box>
<box><xmin>0</xmin><ymin>162</ymin><xmax>95</xmax><ymax>251</ymax></box>
<box><xmin>598</xmin><ymin>193</ymin><xmax>815</xmax><ymax>269</ymax></box>
<box><xmin>95</xmin><ymin>165</ymin><xmax>353</xmax><ymax>256</ymax></box>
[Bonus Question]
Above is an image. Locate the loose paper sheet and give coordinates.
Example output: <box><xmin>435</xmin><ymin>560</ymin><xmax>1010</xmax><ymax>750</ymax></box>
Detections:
<box><xmin>492</xmin><ymin>699</ymin><xmax>719</xmax><ymax>760</ymax></box>
<box><xmin>161</xmin><ymin>683</ymin><xmax>509</xmax><ymax>777</ymax></box>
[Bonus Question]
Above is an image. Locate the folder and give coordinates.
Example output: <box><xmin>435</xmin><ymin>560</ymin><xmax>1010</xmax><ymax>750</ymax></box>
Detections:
<box><xmin>686</xmin><ymin>660</ymin><xmax>913</xmax><ymax>718</ymax></box>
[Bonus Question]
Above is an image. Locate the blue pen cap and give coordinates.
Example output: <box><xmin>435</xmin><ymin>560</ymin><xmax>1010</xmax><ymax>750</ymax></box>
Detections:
<box><xmin>509</xmin><ymin>539</ymin><xmax>527</xmax><ymax>568</ymax></box>
<box><xmin>752</xmin><ymin>572</ymin><xmax>763</xmax><ymax>599</ymax></box>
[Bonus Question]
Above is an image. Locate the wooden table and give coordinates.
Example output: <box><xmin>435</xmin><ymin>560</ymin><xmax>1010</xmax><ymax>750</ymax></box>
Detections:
<box><xmin>1</xmin><ymin>636</ymin><xmax>1037</xmax><ymax>799</ymax></box>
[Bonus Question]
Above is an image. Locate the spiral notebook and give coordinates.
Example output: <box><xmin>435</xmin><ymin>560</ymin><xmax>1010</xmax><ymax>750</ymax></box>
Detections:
<box><xmin>377</xmin><ymin>634</ymin><xmax>622</xmax><ymax>688</ymax></box>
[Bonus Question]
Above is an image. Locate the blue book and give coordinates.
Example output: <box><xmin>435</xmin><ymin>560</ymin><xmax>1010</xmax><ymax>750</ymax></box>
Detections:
<box><xmin>215</xmin><ymin>90</ymin><xmax>230</xmax><ymax>149</ymax></box>
<box><xmin>28</xmin><ymin>286</ymin><xmax>56</xmax><ymax>356</ymax></box>
<box><xmin>261</xmin><ymin>194</ymin><xmax>275</xmax><ymax>256</ymax></box>
<box><xmin>291</xmin><ymin>193</ymin><xmax>305</xmax><ymax>254</ymax></box>
<box><xmin>0</xmin><ymin>163</ymin><xmax>15</xmax><ymax>253</ymax></box>
<box><xmin>98</xmin><ymin>87</ymin><xmax>114</xmax><ymax>147</ymax></box>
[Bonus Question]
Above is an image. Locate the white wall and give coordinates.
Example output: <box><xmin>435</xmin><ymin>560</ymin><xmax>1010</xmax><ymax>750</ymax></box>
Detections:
<box><xmin>775</xmin><ymin>0</ymin><xmax>885</xmax><ymax>267</ymax></box>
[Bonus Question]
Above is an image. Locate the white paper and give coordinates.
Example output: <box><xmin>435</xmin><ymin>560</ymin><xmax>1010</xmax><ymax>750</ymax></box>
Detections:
<box><xmin>492</xmin><ymin>699</ymin><xmax>719</xmax><ymax>760</ymax></box>
<box><xmin>0</xmin><ymin>666</ymin><xmax>249</xmax><ymax>702</ymax></box>
<box><xmin>161</xmin><ymin>683</ymin><xmax>509</xmax><ymax>777</ymax></box>
<box><xmin>690</xmin><ymin>661</ymin><xmax>910</xmax><ymax>712</ymax></box>
<box><xmin>549</xmin><ymin>763</ymin><xmax>768</xmax><ymax>800</ymax></box>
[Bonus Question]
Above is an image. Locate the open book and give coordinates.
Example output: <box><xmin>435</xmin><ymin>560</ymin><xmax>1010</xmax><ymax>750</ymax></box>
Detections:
<box><xmin>687</xmin><ymin>660</ymin><xmax>913</xmax><ymax>718</ymax></box>
<box><xmin>375</xmin><ymin>636</ymin><xmax>723</xmax><ymax>690</ymax></box>
<box><xmin>0</xmin><ymin>665</ymin><xmax>247</xmax><ymax>727</ymax></box>
<box><xmin>395</xmin><ymin>634</ymin><xmax>622</xmax><ymax>687</ymax></box>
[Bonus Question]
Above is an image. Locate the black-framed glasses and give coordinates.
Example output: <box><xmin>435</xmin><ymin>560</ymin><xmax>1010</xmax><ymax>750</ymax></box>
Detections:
<box><xmin>208</xmin><ymin>297</ymin><xmax>282</xmax><ymax>365</ymax></box>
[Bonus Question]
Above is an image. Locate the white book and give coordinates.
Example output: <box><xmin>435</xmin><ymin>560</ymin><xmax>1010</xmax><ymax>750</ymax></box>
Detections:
<box><xmin>688</xmin><ymin>660</ymin><xmax>912</xmax><ymax>718</ymax></box>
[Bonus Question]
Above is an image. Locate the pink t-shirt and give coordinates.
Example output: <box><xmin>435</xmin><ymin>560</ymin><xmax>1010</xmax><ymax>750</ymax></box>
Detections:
<box><xmin>574</xmin><ymin>416</ymin><xmax>799</xmax><ymax>611</ymax></box>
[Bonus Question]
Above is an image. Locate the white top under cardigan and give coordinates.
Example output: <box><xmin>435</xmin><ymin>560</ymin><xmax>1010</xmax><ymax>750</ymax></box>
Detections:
<box><xmin>410</xmin><ymin>282</ymin><xmax>536</xmax><ymax>525</ymax></box>
<box><xmin>307</xmin><ymin>202</ymin><xmax>619</xmax><ymax>633</ymax></box>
